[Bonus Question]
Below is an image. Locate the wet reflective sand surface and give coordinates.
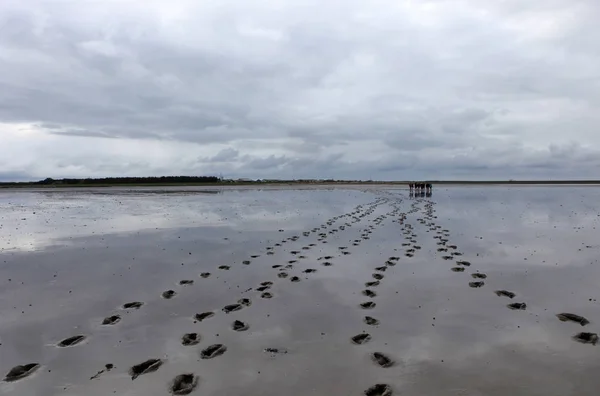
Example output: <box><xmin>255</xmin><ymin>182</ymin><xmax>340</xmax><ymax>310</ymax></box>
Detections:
<box><xmin>2</xmin><ymin>186</ymin><xmax>600</xmax><ymax>395</ymax></box>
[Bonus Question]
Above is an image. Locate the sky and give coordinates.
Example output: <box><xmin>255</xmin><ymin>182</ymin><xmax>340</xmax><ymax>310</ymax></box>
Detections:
<box><xmin>1</xmin><ymin>0</ymin><xmax>599</xmax><ymax>181</ymax></box>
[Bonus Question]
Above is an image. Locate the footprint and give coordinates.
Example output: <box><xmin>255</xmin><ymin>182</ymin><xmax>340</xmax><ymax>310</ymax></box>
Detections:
<box><xmin>290</xmin><ymin>276</ymin><xmax>301</xmax><ymax>282</ymax></box>
<box><xmin>495</xmin><ymin>290</ymin><xmax>516</xmax><ymax>299</ymax></box>
<box><xmin>365</xmin><ymin>384</ymin><xmax>392</xmax><ymax>396</ymax></box>
<box><xmin>222</xmin><ymin>304</ymin><xmax>242</xmax><ymax>313</ymax></box>
<box><xmin>471</xmin><ymin>273</ymin><xmax>487</xmax><ymax>279</ymax></box>
<box><xmin>573</xmin><ymin>332</ymin><xmax>598</xmax><ymax>345</ymax></box>
<box><xmin>365</xmin><ymin>281</ymin><xmax>380</xmax><ymax>287</ymax></box>
<box><xmin>362</xmin><ymin>289</ymin><xmax>377</xmax><ymax>298</ymax></box>
<box><xmin>322</xmin><ymin>262</ymin><xmax>333</xmax><ymax>266</ymax></box>
<box><xmin>238</xmin><ymin>298</ymin><xmax>251</xmax><ymax>307</ymax></box>
<box><xmin>278</xmin><ymin>272</ymin><xmax>289</xmax><ymax>278</ymax></box>
<box><xmin>218</xmin><ymin>265</ymin><xmax>230</xmax><ymax>270</ymax></box>
<box><xmin>372</xmin><ymin>274</ymin><xmax>384</xmax><ymax>280</ymax></box>
<box><xmin>123</xmin><ymin>301</ymin><xmax>144</xmax><ymax>309</ymax></box>
<box><xmin>179</xmin><ymin>280</ymin><xmax>194</xmax><ymax>285</ymax></box>
<box><xmin>181</xmin><ymin>333</ymin><xmax>200</xmax><ymax>346</ymax></box>
<box><xmin>351</xmin><ymin>333</ymin><xmax>371</xmax><ymax>344</ymax></box>
<box><xmin>469</xmin><ymin>281</ymin><xmax>484</xmax><ymax>288</ymax></box>
<box><xmin>451</xmin><ymin>267</ymin><xmax>464</xmax><ymax>272</ymax></box>
<box><xmin>556</xmin><ymin>313</ymin><xmax>590</xmax><ymax>326</ymax></box>
<box><xmin>242</xmin><ymin>260</ymin><xmax>251</xmax><ymax>265</ymax></box>
<box><xmin>162</xmin><ymin>290</ymin><xmax>177</xmax><ymax>299</ymax></box>
<box><xmin>385</xmin><ymin>260</ymin><xmax>396</xmax><ymax>266</ymax></box>
<box><xmin>375</xmin><ymin>266</ymin><xmax>387</xmax><ymax>272</ymax></box>
<box><xmin>232</xmin><ymin>320</ymin><xmax>249</xmax><ymax>331</ymax></box>
<box><xmin>272</xmin><ymin>265</ymin><xmax>282</xmax><ymax>269</ymax></box>
<box><xmin>261</xmin><ymin>292</ymin><xmax>273</xmax><ymax>299</ymax></box>
<box><xmin>303</xmin><ymin>269</ymin><xmax>317</xmax><ymax>273</ymax></box>
<box><xmin>371</xmin><ymin>352</ymin><xmax>394</xmax><ymax>368</ymax></box>
<box><xmin>102</xmin><ymin>315</ymin><xmax>121</xmax><ymax>325</ymax></box>
<box><xmin>194</xmin><ymin>312</ymin><xmax>214</xmax><ymax>322</ymax></box>
<box><xmin>442</xmin><ymin>256</ymin><xmax>453</xmax><ymax>260</ymax></box>
<box><xmin>456</xmin><ymin>261</ymin><xmax>471</xmax><ymax>266</ymax></box>
<box><xmin>57</xmin><ymin>335</ymin><xmax>86</xmax><ymax>347</ymax></box>
<box><xmin>364</xmin><ymin>316</ymin><xmax>380</xmax><ymax>326</ymax></box>
<box><xmin>170</xmin><ymin>373</ymin><xmax>199</xmax><ymax>395</ymax></box>
<box><xmin>200</xmin><ymin>273</ymin><xmax>211</xmax><ymax>278</ymax></box>
<box><xmin>507</xmin><ymin>302</ymin><xmax>527</xmax><ymax>310</ymax></box>
<box><xmin>256</xmin><ymin>286</ymin><xmax>270</xmax><ymax>292</ymax></box>
<box><xmin>261</xmin><ymin>281</ymin><xmax>273</xmax><ymax>286</ymax></box>
<box><xmin>201</xmin><ymin>344</ymin><xmax>227</xmax><ymax>359</ymax></box>
<box><xmin>130</xmin><ymin>359</ymin><xmax>163</xmax><ymax>380</ymax></box>
<box><xmin>3</xmin><ymin>364</ymin><xmax>40</xmax><ymax>382</ymax></box>
<box><xmin>360</xmin><ymin>301</ymin><xmax>376</xmax><ymax>309</ymax></box>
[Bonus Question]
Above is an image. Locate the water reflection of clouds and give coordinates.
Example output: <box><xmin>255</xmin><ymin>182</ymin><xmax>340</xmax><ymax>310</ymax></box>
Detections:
<box><xmin>0</xmin><ymin>188</ymin><xmax>371</xmax><ymax>251</ymax></box>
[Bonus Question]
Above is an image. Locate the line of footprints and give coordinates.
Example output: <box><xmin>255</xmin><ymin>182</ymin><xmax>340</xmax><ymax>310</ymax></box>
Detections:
<box><xmin>4</xmin><ymin>194</ymin><xmax>596</xmax><ymax>396</ymax></box>
<box><xmin>4</xmin><ymin>197</ymin><xmax>400</xmax><ymax>395</ymax></box>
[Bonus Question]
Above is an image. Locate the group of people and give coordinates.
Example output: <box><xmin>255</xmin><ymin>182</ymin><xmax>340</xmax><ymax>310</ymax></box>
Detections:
<box><xmin>409</xmin><ymin>182</ymin><xmax>432</xmax><ymax>192</ymax></box>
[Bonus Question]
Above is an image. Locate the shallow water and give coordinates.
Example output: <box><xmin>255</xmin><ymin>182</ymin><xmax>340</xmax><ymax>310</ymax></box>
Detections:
<box><xmin>1</xmin><ymin>186</ymin><xmax>600</xmax><ymax>395</ymax></box>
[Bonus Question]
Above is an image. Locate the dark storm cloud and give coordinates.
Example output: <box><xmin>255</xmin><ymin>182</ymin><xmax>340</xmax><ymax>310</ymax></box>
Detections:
<box><xmin>1</xmin><ymin>0</ymin><xmax>600</xmax><ymax>180</ymax></box>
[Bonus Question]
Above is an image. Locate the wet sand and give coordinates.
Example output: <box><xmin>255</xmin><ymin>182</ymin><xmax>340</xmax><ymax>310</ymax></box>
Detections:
<box><xmin>1</xmin><ymin>186</ymin><xmax>600</xmax><ymax>395</ymax></box>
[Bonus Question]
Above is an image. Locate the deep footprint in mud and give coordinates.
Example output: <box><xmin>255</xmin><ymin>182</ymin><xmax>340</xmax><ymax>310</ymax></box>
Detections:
<box><xmin>58</xmin><ymin>335</ymin><xmax>86</xmax><ymax>347</ymax></box>
<box><xmin>170</xmin><ymin>373</ymin><xmax>199</xmax><ymax>395</ymax></box>
<box><xmin>238</xmin><ymin>298</ymin><xmax>251</xmax><ymax>307</ymax></box>
<box><xmin>162</xmin><ymin>290</ymin><xmax>177</xmax><ymax>299</ymax></box>
<box><xmin>557</xmin><ymin>313</ymin><xmax>590</xmax><ymax>326</ymax></box>
<box><xmin>365</xmin><ymin>384</ymin><xmax>393</xmax><ymax>396</ymax></box>
<box><xmin>222</xmin><ymin>304</ymin><xmax>242</xmax><ymax>313</ymax></box>
<box><xmin>371</xmin><ymin>352</ymin><xmax>394</xmax><ymax>368</ymax></box>
<box><xmin>3</xmin><ymin>364</ymin><xmax>40</xmax><ymax>382</ymax></box>
<box><xmin>201</xmin><ymin>344</ymin><xmax>227</xmax><ymax>359</ymax></box>
<box><xmin>360</xmin><ymin>301</ymin><xmax>376</xmax><ymax>309</ymax></box>
<box><xmin>181</xmin><ymin>333</ymin><xmax>200</xmax><ymax>346</ymax></box>
<box><xmin>573</xmin><ymin>332</ymin><xmax>598</xmax><ymax>345</ymax></box>
<box><xmin>102</xmin><ymin>315</ymin><xmax>121</xmax><ymax>325</ymax></box>
<box><xmin>232</xmin><ymin>320</ymin><xmax>249</xmax><ymax>331</ymax></box>
<box><xmin>123</xmin><ymin>301</ymin><xmax>144</xmax><ymax>309</ymax></box>
<box><xmin>362</xmin><ymin>289</ymin><xmax>377</xmax><ymax>298</ymax></box>
<box><xmin>495</xmin><ymin>290</ymin><xmax>516</xmax><ymax>299</ymax></box>
<box><xmin>194</xmin><ymin>312</ymin><xmax>215</xmax><ymax>322</ymax></box>
<box><xmin>351</xmin><ymin>333</ymin><xmax>372</xmax><ymax>344</ymax></box>
<box><xmin>130</xmin><ymin>359</ymin><xmax>163</xmax><ymax>380</ymax></box>
<box><xmin>364</xmin><ymin>316</ymin><xmax>380</xmax><ymax>326</ymax></box>
<box><xmin>507</xmin><ymin>302</ymin><xmax>527</xmax><ymax>310</ymax></box>
<box><xmin>469</xmin><ymin>281</ymin><xmax>485</xmax><ymax>288</ymax></box>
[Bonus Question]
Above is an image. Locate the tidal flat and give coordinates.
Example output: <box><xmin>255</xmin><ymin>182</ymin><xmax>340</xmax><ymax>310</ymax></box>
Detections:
<box><xmin>1</xmin><ymin>185</ymin><xmax>600</xmax><ymax>395</ymax></box>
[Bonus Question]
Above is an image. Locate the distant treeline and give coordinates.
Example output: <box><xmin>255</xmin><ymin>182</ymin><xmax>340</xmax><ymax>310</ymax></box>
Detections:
<box><xmin>1</xmin><ymin>176</ymin><xmax>220</xmax><ymax>187</ymax></box>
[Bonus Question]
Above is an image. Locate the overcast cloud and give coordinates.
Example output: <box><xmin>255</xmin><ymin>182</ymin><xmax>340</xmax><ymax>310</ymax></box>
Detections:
<box><xmin>1</xmin><ymin>0</ymin><xmax>599</xmax><ymax>181</ymax></box>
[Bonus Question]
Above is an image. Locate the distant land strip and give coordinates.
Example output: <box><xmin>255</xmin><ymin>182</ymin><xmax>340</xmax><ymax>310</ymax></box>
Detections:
<box><xmin>2</xmin><ymin>177</ymin><xmax>600</xmax><ymax>188</ymax></box>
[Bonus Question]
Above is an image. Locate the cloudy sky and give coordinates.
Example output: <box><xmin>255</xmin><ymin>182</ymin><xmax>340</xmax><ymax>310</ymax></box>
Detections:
<box><xmin>1</xmin><ymin>0</ymin><xmax>599</xmax><ymax>181</ymax></box>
